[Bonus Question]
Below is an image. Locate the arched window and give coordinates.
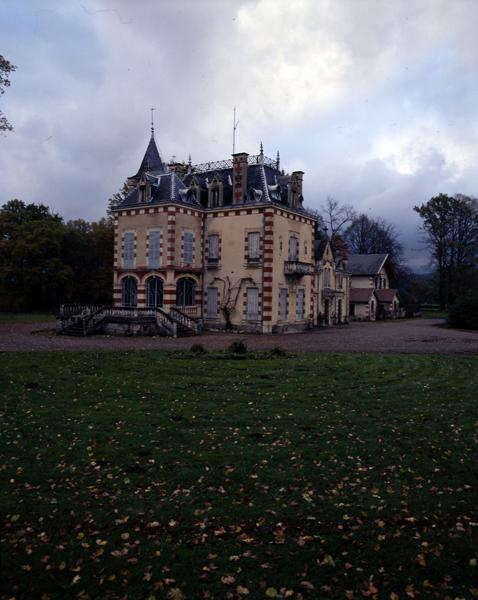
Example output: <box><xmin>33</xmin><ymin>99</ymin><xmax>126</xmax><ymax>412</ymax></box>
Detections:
<box><xmin>121</xmin><ymin>276</ymin><xmax>137</xmax><ymax>307</ymax></box>
<box><xmin>146</xmin><ymin>276</ymin><xmax>163</xmax><ymax>308</ymax></box>
<box><xmin>176</xmin><ymin>277</ymin><xmax>196</xmax><ymax>306</ymax></box>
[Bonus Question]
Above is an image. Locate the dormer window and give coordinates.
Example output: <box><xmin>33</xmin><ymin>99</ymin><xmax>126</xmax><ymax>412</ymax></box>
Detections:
<box><xmin>208</xmin><ymin>176</ymin><xmax>223</xmax><ymax>208</ymax></box>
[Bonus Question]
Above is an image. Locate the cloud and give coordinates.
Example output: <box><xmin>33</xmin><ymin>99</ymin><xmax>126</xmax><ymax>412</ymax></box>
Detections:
<box><xmin>1</xmin><ymin>0</ymin><xmax>478</xmax><ymax>269</ymax></box>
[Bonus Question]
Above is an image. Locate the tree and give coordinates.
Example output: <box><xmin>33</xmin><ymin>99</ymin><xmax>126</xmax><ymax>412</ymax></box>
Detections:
<box><xmin>414</xmin><ymin>194</ymin><xmax>478</xmax><ymax>309</ymax></box>
<box><xmin>344</xmin><ymin>214</ymin><xmax>403</xmax><ymax>263</ymax></box>
<box><xmin>321</xmin><ymin>196</ymin><xmax>356</xmax><ymax>238</ymax></box>
<box><xmin>0</xmin><ymin>54</ymin><xmax>16</xmax><ymax>132</ymax></box>
<box><xmin>107</xmin><ymin>179</ymin><xmax>136</xmax><ymax>218</ymax></box>
<box><xmin>212</xmin><ymin>275</ymin><xmax>255</xmax><ymax>330</ymax></box>
<box><xmin>0</xmin><ymin>200</ymin><xmax>72</xmax><ymax>310</ymax></box>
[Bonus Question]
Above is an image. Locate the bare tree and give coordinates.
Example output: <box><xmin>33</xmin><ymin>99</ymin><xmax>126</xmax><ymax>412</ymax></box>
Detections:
<box><xmin>321</xmin><ymin>196</ymin><xmax>356</xmax><ymax>238</ymax></box>
<box><xmin>212</xmin><ymin>276</ymin><xmax>255</xmax><ymax>330</ymax></box>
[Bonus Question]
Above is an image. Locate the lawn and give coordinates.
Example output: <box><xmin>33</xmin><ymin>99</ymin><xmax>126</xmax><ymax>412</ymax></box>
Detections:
<box><xmin>1</xmin><ymin>351</ymin><xmax>477</xmax><ymax>600</ymax></box>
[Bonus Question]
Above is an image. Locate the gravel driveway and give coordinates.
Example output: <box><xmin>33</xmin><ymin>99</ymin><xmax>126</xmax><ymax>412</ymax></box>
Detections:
<box><xmin>0</xmin><ymin>318</ymin><xmax>477</xmax><ymax>354</ymax></box>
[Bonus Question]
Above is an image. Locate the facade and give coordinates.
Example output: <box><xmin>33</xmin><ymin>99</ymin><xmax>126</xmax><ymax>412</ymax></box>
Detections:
<box><xmin>112</xmin><ymin>129</ymin><xmax>335</xmax><ymax>334</ymax></box>
<box><xmin>315</xmin><ymin>238</ymin><xmax>350</xmax><ymax>325</ymax></box>
<box><xmin>348</xmin><ymin>253</ymin><xmax>400</xmax><ymax>319</ymax></box>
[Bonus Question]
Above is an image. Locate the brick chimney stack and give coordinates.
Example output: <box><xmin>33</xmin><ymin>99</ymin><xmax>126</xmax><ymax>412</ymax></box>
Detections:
<box><xmin>232</xmin><ymin>152</ymin><xmax>248</xmax><ymax>205</ymax></box>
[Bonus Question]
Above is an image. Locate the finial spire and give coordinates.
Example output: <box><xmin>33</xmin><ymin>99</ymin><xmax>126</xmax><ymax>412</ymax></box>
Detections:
<box><xmin>188</xmin><ymin>154</ymin><xmax>192</xmax><ymax>166</ymax></box>
<box><xmin>150</xmin><ymin>107</ymin><xmax>155</xmax><ymax>136</ymax></box>
<box><xmin>276</xmin><ymin>150</ymin><xmax>280</xmax><ymax>169</ymax></box>
<box><xmin>260</xmin><ymin>141</ymin><xmax>264</xmax><ymax>155</ymax></box>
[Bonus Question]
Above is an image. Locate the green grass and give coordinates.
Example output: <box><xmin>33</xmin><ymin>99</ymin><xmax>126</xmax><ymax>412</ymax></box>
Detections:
<box><xmin>0</xmin><ymin>312</ymin><xmax>55</xmax><ymax>322</ymax></box>
<box><xmin>1</xmin><ymin>351</ymin><xmax>477</xmax><ymax>600</ymax></box>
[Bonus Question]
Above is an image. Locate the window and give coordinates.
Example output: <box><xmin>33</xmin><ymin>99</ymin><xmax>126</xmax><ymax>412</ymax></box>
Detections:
<box><xmin>148</xmin><ymin>229</ymin><xmax>161</xmax><ymax>268</ymax></box>
<box><xmin>123</xmin><ymin>232</ymin><xmax>134</xmax><ymax>269</ymax></box>
<box><xmin>304</xmin><ymin>240</ymin><xmax>308</xmax><ymax>256</ymax></box>
<box><xmin>121</xmin><ymin>276</ymin><xmax>137</xmax><ymax>307</ymax></box>
<box><xmin>296</xmin><ymin>289</ymin><xmax>305</xmax><ymax>320</ymax></box>
<box><xmin>146</xmin><ymin>276</ymin><xmax>163</xmax><ymax>308</ymax></box>
<box><xmin>183</xmin><ymin>231</ymin><xmax>194</xmax><ymax>264</ymax></box>
<box><xmin>247</xmin><ymin>232</ymin><xmax>260</xmax><ymax>262</ymax></box>
<box><xmin>176</xmin><ymin>277</ymin><xmax>196</xmax><ymax>306</ymax></box>
<box><xmin>207</xmin><ymin>287</ymin><xmax>218</xmax><ymax>318</ymax></box>
<box><xmin>246</xmin><ymin>288</ymin><xmax>259</xmax><ymax>320</ymax></box>
<box><xmin>208</xmin><ymin>234</ymin><xmax>219</xmax><ymax>262</ymax></box>
<box><xmin>289</xmin><ymin>235</ymin><xmax>298</xmax><ymax>260</ymax></box>
<box><xmin>336</xmin><ymin>272</ymin><xmax>343</xmax><ymax>289</ymax></box>
<box><xmin>350</xmin><ymin>303</ymin><xmax>355</xmax><ymax>317</ymax></box>
<box><xmin>279</xmin><ymin>288</ymin><xmax>288</xmax><ymax>320</ymax></box>
<box><xmin>324</xmin><ymin>268</ymin><xmax>331</xmax><ymax>287</ymax></box>
<box><xmin>211</xmin><ymin>188</ymin><xmax>220</xmax><ymax>207</ymax></box>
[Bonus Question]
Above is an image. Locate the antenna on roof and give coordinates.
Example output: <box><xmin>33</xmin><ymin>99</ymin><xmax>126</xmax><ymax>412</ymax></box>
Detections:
<box><xmin>150</xmin><ymin>107</ymin><xmax>155</xmax><ymax>136</ymax></box>
<box><xmin>232</xmin><ymin>106</ymin><xmax>239</xmax><ymax>154</ymax></box>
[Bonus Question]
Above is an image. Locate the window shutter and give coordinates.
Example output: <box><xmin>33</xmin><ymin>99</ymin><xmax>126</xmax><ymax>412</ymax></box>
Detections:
<box><xmin>248</xmin><ymin>232</ymin><xmax>260</xmax><ymax>259</ymax></box>
<box><xmin>247</xmin><ymin>288</ymin><xmax>259</xmax><ymax>320</ymax></box>
<box><xmin>207</xmin><ymin>287</ymin><xmax>218</xmax><ymax>317</ymax></box>
<box><xmin>184</xmin><ymin>231</ymin><xmax>194</xmax><ymax>264</ymax></box>
<box><xmin>208</xmin><ymin>235</ymin><xmax>219</xmax><ymax>259</ymax></box>
<box><xmin>123</xmin><ymin>232</ymin><xmax>134</xmax><ymax>268</ymax></box>
<box><xmin>296</xmin><ymin>289</ymin><xmax>304</xmax><ymax>320</ymax></box>
<box><xmin>279</xmin><ymin>288</ymin><xmax>287</xmax><ymax>320</ymax></box>
<box><xmin>148</xmin><ymin>230</ymin><xmax>160</xmax><ymax>268</ymax></box>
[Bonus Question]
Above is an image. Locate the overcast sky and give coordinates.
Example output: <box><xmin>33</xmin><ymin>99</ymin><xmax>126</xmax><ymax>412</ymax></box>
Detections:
<box><xmin>2</xmin><ymin>0</ymin><xmax>478</xmax><ymax>270</ymax></box>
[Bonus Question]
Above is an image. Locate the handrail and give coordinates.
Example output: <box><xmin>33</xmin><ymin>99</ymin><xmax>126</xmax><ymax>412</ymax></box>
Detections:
<box><xmin>169</xmin><ymin>307</ymin><xmax>201</xmax><ymax>333</ymax></box>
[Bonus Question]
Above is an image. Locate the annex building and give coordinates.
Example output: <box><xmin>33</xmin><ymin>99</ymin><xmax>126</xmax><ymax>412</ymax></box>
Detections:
<box><xmin>111</xmin><ymin>128</ymin><xmax>350</xmax><ymax>334</ymax></box>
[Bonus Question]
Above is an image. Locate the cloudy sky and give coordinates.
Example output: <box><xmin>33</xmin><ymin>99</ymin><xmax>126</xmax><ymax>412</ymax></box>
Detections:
<box><xmin>2</xmin><ymin>0</ymin><xmax>478</xmax><ymax>270</ymax></box>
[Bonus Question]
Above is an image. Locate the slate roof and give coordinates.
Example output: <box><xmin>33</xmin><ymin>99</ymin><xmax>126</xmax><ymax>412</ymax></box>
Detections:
<box><xmin>347</xmin><ymin>254</ymin><xmax>389</xmax><ymax>275</ymax></box>
<box><xmin>375</xmin><ymin>288</ymin><xmax>399</xmax><ymax>303</ymax></box>
<box><xmin>121</xmin><ymin>172</ymin><xmax>188</xmax><ymax>207</ymax></box>
<box><xmin>134</xmin><ymin>134</ymin><xmax>165</xmax><ymax>176</ymax></box>
<box><xmin>349</xmin><ymin>288</ymin><xmax>377</xmax><ymax>303</ymax></box>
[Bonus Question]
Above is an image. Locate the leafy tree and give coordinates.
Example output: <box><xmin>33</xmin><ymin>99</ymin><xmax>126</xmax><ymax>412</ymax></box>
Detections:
<box><xmin>448</xmin><ymin>289</ymin><xmax>478</xmax><ymax>330</ymax></box>
<box><xmin>414</xmin><ymin>194</ymin><xmax>478</xmax><ymax>309</ymax></box>
<box><xmin>344</xmin><ymin>214</ymin><xmax>403</xmax><ymax>263</ymax></box>
<box><xmin>0</xmin><ymin>200</ymin><xmax>72</xmax><ymax>310</ymax></box>
<box><xmin>107</xmin><ymin>179</ymin><xmax>136</xmax><ymax>218</ymax></box>
<box><xmin>62</xmin><ymin>219</ymin><xmax>113</xmax><ymax>304</ymax></box>
<box><xmin>0</xmin><ymin>54</ymin><xmax>16</xmax><ymax>132</ymax></box>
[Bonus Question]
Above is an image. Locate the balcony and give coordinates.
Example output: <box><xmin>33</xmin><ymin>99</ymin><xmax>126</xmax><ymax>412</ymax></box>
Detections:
<box><xmin>207</xmin><ymin>257</ymin><xmax>219</xmax><ymax>270</ymax></box>
<box><xmin>284</xmin><ymin>260</ymin><xmax>314</xmax><ymax>277</ymax></box>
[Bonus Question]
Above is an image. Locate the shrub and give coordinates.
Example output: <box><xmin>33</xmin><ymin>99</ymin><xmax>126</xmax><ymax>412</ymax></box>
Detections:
<box><xmin>268</xmin><ymin>346</ymin><xmax>287</xmax><ymax>358</ymax></box>
<box><xmin>227</xmin><ymin>340</ymin><xmax>247</xmax><ymax>354</ymax></box>
<box><xmin>190</xmin><ymin>343</ymin><xmax>206</xmax><ymax>355</ymax></box>
<box><xmin>448</xmin><ymin>291</ymin><xmax>478</xmax><ymax>330</ymax></box>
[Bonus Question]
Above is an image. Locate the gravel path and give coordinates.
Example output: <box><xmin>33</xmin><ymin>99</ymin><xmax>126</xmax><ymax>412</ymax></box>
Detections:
<box><xmin>0</xmin><ymin>318</ymin><xmax>477</xmax><ymax>354</ymax></box>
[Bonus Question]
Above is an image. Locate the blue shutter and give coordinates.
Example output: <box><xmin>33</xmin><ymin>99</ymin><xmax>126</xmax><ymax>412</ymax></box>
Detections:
<box><xmin>148</xmin><ymin>230</ymin><xmax>161</xmax><ymax>268</ymax></box>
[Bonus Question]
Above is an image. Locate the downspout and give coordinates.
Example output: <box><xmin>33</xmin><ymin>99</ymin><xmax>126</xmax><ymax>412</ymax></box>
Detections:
<box><xmin>200</xmin><ymin>211</ymin><xmax>206</xmax><ymax>323</ymax></box>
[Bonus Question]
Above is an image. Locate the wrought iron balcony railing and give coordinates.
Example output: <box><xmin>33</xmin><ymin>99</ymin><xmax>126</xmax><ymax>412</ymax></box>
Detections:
<box><xmin>284</xmin><ymin>260</ymin><xmax>314</xmax><ymax>277</ymax></box>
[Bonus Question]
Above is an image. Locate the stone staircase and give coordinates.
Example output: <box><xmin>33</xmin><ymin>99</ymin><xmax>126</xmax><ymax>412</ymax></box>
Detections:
<box><xmin>57</xmin><ymin>305</ymin><xmax>202</xmax><ymax>338</ymax></box>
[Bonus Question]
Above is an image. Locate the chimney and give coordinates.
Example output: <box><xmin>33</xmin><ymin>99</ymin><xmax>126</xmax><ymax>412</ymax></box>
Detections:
<box><xmin>290</xmin><ymin>171</ymin><xmax>304</xmax><ymax>208</ymax></box>
<box><xmin>232</xmin><ymin>152</ymin><xmax>248</xmax><ymax>205</ymax></box>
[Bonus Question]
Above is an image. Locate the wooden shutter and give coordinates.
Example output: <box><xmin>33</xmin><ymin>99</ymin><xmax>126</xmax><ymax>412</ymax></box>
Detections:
<box><xmin>123</xmin><ymin>232</ymin><xmax>134</xmax><ymax>268</ymax></box>
<box><xmin>247</xmin><ymin>288</ymin><xmax>259</xmax><ymax>320</ymax></box>
<box><xmin>148</xmin><ymin>230</ymin><xmax>160</xmax><ymax>268</ymax></box>
<box><xmin>207</xmin><ymin>287</ymin><xmax>218</xmax><ymax>318</ymax></box>
<box><xmin>248</xmin><ymin>232</ymin><xmax>260</xmax><ymax>259</ymax></box>
<box><xmin>208</xmin><ymin>235</ymin><xmax>219</xmax><ymax>259</ymax></box>
<box><xmin>279</xmin><ymin>288</ymin><xmax>287</xmax><ymax>320</ymax></box>
<box><xmin>296</xmin><ymin>289</ymin><xmax>304</xmax><ymax>320</ymax></box>
<box><xmin>184</xmin><ymin>231</ymin><xmax>194</xmax><ymax>264</ymax></box>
